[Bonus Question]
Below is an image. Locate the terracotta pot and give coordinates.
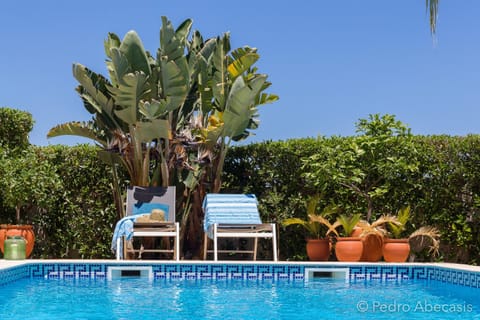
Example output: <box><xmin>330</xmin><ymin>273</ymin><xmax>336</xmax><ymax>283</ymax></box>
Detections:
<box><xmin>335</xmin><ymin>237</ymin><xmax>364</xmax><ymax>262</ymax></box>
<box><xmin>306</xmin><ymin>238</ymin><xmax>330</xmax><ymax>261</ymax></box>
<box><xmin>382</xmin><ymin>238</ymin><xmax>410</xmax><ymax>262</ymax></box>
<box><xmin>0</xmin><ymin>224</ymin><xmax>35</xmax><ymax>258</ymax></box>
<box><xmin>360</xmin><ymin>233</ymin><xmax>384</xmax><ymax>262</ymax></box>
<box><xmin>350</xmin><ymin>227</ymin><xmax>384</xmax><ymax>262</ymax></box>
<box><xmin>350</xmin><ymin>227</ymin><xmax>363</xmax><ymax>237</ymax></box>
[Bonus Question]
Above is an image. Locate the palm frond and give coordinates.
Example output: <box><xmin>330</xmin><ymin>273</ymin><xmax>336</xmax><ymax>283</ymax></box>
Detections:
<box><xmin>426</xmin><ymin>0</ymin><xmax>439</xmax><ymax>35</ymax></box>
<box><xmin>282</xmin><ymin>218</ymin><xmax>308</xmax><ymax>228</ymax></box>
<box><xmin>309</xmin><ymin>215</ymin><xmax>339</xmax><ymax>237</ymax></box>
<box><xmin>409</xmin><ymin>226</ymin><xmax>440</xmax><ymax>256</ymax></box>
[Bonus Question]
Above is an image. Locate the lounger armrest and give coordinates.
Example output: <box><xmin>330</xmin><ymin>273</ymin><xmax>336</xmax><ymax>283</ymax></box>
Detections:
<box><xmin>134</xmin><ymin>221</ymin><xmax>176</xmax><ymax>228</ymax></box>
<box><xmin>214</xmin><ymin>223</ymin><xmax>274</xmax><ymax>231</ymax></box>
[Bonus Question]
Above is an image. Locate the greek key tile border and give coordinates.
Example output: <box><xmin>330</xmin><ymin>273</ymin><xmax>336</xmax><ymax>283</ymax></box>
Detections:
<box><xmin>1</xmin><ymin>263</ymin><xmax>479</xmax><ymax>288</ymax></box>
<box><xmin>348</xmin><ymin>266</ymin><xmax>429</xmax><ymax>282</ymax></box>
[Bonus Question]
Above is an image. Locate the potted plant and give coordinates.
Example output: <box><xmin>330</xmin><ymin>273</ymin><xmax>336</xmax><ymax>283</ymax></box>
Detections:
<box><xmin>382</xmin><ymin>206</ymin><xmax>440</xmax><ymax>262</ymax></box>
<box><xmin>0</xmin><ymin>147</ymin><xmax>61</xmax><ymax>257</ymax></box>
<box><xmin>353</xmin><ymin>215</ymin><xmax>401</xmax><ymax>262</ymax></box>
<box><xmin>333</xmin><ymin>213</ymin><xmax>364</xmax><ymax>262</ymax></box>
<box><xmin>282</xmin><ymin>195</ymin><xmax>338</xmax><ymax>261</ymax></box>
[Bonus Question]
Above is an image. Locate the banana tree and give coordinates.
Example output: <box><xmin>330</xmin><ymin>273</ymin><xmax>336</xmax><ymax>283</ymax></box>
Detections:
<box><xmin>171</xmin><ymin>32</ymin><xmax>279</xmax><ymax>255</ymax></box>
<box><xmin>48</xmin><ymin>17</ymin><xmax>193</xmax><ymax>217</ymax></box>
<box><xmin>48</xmin><ymin>16</ymin><xmax>278</xmax><ymax>257</ymax></box>
<box><xmin>49</xmin><ymin>17</ymin><xmax>191</xmax><ymax>188</ymax></box>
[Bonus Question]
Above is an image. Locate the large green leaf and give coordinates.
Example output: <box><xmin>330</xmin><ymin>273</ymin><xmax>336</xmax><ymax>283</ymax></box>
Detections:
<box><xmin>119</xmin><ymin>31</ymin><xmax>151</xmax><ymax>76</ymax></box>
<box><xmin>159</xmin><ymin>60</ymin><xmax>189</xmax><ymax>112</ymax></box>
<box><xmin>104</xmin><ymin>33</ymin><xmax>121</xmax><ymax>59</ymax></box>
<box><xmin>256</xmin><ymin>92</ymin><xmax>279</xmax><ymax>106</ymax></box>
<box><xmin>104</xmin><ymin>33</ymin><xmax>122</xmax><ymax>87</ymax></box>
<box><xmin>160</xmin><ymin>16</ymin><xmax>188</xmax><ymax>61</ymax></box>
<box><xmin>139</xmin><ymin>99</ymin><xmax>165</xmax><ymax>119</ymax></box>
<box><xmin>228</xmin><ymin>47</ymin><xmax>259</xmax><ymax>79</ymax></box>
<box><xmin>254</xmin><ymin>80</ymin><xmax>279</xmax><ymax>105</ymax></box>
<box><xmin>189</xmin><ymin>37</ymin><xmax>216</xmax><ymax>79</ymax></box>
<box><xmin>174</xmin><ymin>17</ymin><xmax>193</xmax><ymax>45</ymax></box>
<box><xmin>73</xmin><ymin>64</ymin><xmax>114</xmax><ymax>115</ymax></box>
<box><xmin>97</xmin><ymin>149</ymin><xmax>124</xmax><ymax>167</ymax></box>
<box><xmin>47</xmin><ymin>122</ymin><xmax>107</xmax><ymax>147</ymax></box>
<box><xmin>196</xmin><ymin>56</ymin><xmax>214</xmax><ymax>115</ymax></box>
<box><xmin>135</xmin><ymin>119</ymin><xmax>170</xmax><ymax>142</ymax></box>
<box><xmin>109</xmin><ymin>48</ymin><xmax>131</xmax><ymax>86</ymax></box>
<box><xmin>110</xmin><ymin>72</ymin><xmax>150</xmax><ymax>124</ymax></box>
<box><xmin>222</xmin><ymin>75</ymin><xmax>267</xmax><ymax>138</ymax></box>
<box><xmin>211</xmin><ymin>34</ymin><xmax>231</xmax><ymax>110</ymax></box>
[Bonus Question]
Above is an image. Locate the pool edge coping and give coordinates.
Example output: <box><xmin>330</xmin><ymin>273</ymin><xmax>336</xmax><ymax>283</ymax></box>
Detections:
<box><xmin>1</xmin><ymin>259</ymin><xmax>479</xmax><ymax>272</ymax></box>
<box><xmin>1</xmin><ymin>260</ymin><xmax>480</xmax><ymax>289</ymax></box>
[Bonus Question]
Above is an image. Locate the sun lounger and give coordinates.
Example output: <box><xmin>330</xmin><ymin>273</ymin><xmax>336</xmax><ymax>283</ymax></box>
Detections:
<box><xmin>113</xmin><ymin>186</ymin><xmax>179</xmax><ymax>260</ymax></box>
<box><xmin>202</xmin><ymin>194</ymin><xmax>278</xmax><ymax>261</ymax></box>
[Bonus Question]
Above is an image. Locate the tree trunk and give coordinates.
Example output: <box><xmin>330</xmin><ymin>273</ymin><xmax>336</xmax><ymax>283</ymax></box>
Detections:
<box><xmin>15</xmin><ymin>204</ymin><xmax>21</xmax><ymax>224</ymax></box>
<box><xmin>183</xmin><ymin>187</ymin><xmax>205</xmax><ymax>259</ymax></box>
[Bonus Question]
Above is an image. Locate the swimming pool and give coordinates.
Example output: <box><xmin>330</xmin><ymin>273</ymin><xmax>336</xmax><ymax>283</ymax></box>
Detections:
<box><xmin>1</xmin><ymin>261</ymin><xmax>479</xmax><ymax>319</ymax></box>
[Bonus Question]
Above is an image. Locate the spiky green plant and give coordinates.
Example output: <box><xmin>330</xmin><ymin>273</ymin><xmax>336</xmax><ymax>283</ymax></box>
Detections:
<box><xmin>387</xmin><ymin>206</ymin><xmax>411</xmax><ymax>238</ymax></box>
<box><xmin>282</xmin><ymin>195</ymin><xmax>338</xmax><ymax>239</ymax></box>
<box><xmin>383</xmin><ymin>206</ymin><xmax>441</xmax><ymax>260</ymax></box>
<box><xmin>357</xmin><ymin>215</ymin><xmax>402</xmax><ymax>238</ymax></box>
<box><xmin>334</xmin><ymin>213</ymin><xmax>362</xmax><ymax>237</ymax></box>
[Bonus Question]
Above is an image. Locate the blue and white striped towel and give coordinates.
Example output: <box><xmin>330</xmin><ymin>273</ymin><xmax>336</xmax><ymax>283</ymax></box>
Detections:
<box><xmin>202</xmin><ymin>194</ymin><xmax>262</xmax><ymax>238</ymax></box>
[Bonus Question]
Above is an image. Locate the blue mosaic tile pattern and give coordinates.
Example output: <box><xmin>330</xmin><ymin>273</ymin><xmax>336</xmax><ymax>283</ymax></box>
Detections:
<box><xmin>355</xmin><ymin>266</ymin><xmax>431</xmax><ymax>281</ymax></box>
<box><xmin>150</xmin><ymin>264</ymin><xmax>305</xmax><ymax>280</ymax></box>
<box><xmin>429</xmin><ymin>267</ymin><xmax>480</xmax><ymax>288</ymax></box>
<box><xmin>1</xmin><ymin>263</ymin><xmax>479</xmax><ymax>289</ymax></box>
<box><xmin>21</xmin><ymin>263</ymin><xmax>308</xmax><ymax>281</ymax></box>
<box><xmin>0</xmin><ymin>265</ymin><xmax>28</xmax><ymax>286</ymax></box>
<box><xmin>30</xmin><ymin>263</ymin><xmax>109</xmax><ymax>279</ymax></box>
<box><xmin>349</xmin><ymin>265</ymin><xmax>430</xmax><ymax>282</ymax></box>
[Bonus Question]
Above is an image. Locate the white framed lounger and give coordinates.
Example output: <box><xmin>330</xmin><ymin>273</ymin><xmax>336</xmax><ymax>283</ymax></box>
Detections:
<box><xmin>202</xmin><ymin>194</ymin><xmax>278</xmax><ymax>261</ymax></box>
<box><xmin>113</xmin><ymin>186</ymin><xmax>179</xmax><ymax>261</ymax></box>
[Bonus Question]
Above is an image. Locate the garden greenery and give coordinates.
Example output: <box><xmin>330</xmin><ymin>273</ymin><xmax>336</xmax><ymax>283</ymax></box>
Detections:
<box><xmin>0</xmin><ymin>108</ymin><xmax>479</xmax><ymax>264</ymax></box>
<box><xmin>47</xmin><ymin>16</ymin><xmax>278</xmax><ymax>257</ymax></box>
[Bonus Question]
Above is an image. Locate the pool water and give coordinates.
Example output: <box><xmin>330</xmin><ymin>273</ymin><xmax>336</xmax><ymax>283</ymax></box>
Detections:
<box><xmin>0</xmin><ymin>278</ymin><xmax>479</xmax><ymax>319</ymax></box>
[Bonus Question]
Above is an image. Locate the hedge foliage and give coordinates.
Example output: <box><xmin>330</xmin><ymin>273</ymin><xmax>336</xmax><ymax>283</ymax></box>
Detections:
<box><xmin>223</xmin><ymin>136</ymin><xmax>480</xmax><ymax>264</ymax></box>
<box><xmin>30</xmin><ymin>145</ymin><xmax>121</xmax><ymax>258</ymax></box>
<box><xmin>0</xmin><ymin>107</ymin><xmax>34</xmax><ymax>151</ymax></box>
<box><xmin>1</xmin><ymin>109</ymin><xmax>479</xmax><ymax>264</ymax></box>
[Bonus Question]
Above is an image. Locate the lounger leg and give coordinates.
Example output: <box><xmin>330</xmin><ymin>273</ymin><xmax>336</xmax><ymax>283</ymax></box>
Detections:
<box><xmin>203</xmin><ymin>232</ymin><xmax>208</xmax><ymax>260</ymax></box>
<box><xmin>175</xmin><ymin>222</ymin><xmax>180</xmax><ymax>261</ymax></box>
<box><xmin>272</xmin><ymin>223</ymin><xmax>278</xmax><ymax>261</ymax></box>
<box><xmin>253</xmin><ymin>238</ymin><xmax>258</xmax><ymax>261</ymax></box>
<box><xmin>116</xmin><ymin>238</ymin><xmax>121</xmax><ymax>260</ymax></box>
<box><xmin>214</xmin><ymin>224</ymin><xmax>218</xmax><ymax>261</ymax></box>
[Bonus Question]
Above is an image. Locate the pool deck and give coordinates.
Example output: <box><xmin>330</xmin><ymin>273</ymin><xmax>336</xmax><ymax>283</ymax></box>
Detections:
<box><xmin>1</xmin><ymin>259</ymin><xmax>480</xmax><ymax>272</ymax></box>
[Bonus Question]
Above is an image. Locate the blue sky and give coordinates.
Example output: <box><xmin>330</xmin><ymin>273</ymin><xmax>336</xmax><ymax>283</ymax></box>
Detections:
<box><xmin>1</xmin><ymin>1</ymin><xmax>479</xmax><ymax>146</ymax></box>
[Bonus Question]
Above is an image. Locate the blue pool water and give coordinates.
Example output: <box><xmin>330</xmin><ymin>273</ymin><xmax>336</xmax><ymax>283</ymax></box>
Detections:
<box><xmin>0</xmin><ymin>277</ymin><xmax>479</xmax><ymax>319</ymax></box>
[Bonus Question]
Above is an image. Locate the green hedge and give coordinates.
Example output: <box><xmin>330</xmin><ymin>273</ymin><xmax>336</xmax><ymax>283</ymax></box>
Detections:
<box><xmin>0</xmin><ymin>108</ymin><xmax>479</xmax><ymax>263</ymax></box>
<box><xmin>1</xmin><ymin>137</ymin><xmax>479</xmax><ymax>263</ymax></box>
<box><xmin>0</xmin><ymin>144</ymin><xmax>122</xmax><ymax>259</ymax></box>
<box><xmin>30</xmin><ymin>145</ymin><xmax>122</xmax><ymax>258</ymax></box>
<box><xmin>223</xmin><ymin>136</ymin><xmax>480</xmax><ymax>264</ymax></box>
